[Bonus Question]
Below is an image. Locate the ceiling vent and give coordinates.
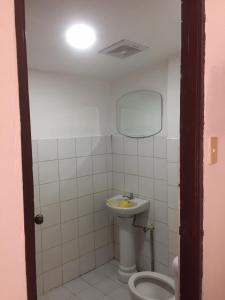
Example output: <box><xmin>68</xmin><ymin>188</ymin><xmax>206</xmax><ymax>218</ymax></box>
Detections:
<box><xmin>99</xmin><ymin>39</ymin><xmax>149</xmax><ymax>59</ymax></box>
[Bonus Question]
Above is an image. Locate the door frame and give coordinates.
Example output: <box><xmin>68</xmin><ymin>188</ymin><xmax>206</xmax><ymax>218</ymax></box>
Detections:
<box><xmin>14</xmin><ymin>0</ymin><xmax>37</xmax><ymax>299</ymax></box>
<box><xmin>14</xmin><ymin>0</ymin><xmax>205</xmax><ymax>299</ymax></box>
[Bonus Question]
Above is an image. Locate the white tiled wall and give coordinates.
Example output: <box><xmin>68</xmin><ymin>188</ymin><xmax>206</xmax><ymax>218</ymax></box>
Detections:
<box><xmin>112</xmin><ymin>135</ymin><xmax>180</xmax><ymax>276</ymax></box>
<box><xmin>167</xmin><ymin>138</ymin><xmax>180</xmax><ymax>276</ymax></box>
<box><xmin>32</xmin><ymin>136</ymin><xmax>114</xmax><ymax>295</ymax></box>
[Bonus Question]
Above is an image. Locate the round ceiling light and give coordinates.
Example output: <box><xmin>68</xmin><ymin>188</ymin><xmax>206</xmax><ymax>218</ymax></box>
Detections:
<box><xmin>65</xmin><ymin>24</ymin><xmax>96</xmax><ymax>50</ymax></box>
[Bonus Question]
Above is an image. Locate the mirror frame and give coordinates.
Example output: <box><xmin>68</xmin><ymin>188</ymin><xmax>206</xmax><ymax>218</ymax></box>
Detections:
<box><xmin>116</xmin><ymin>89</ymin><xmax>163</xmax><ymax>138</ymax></box>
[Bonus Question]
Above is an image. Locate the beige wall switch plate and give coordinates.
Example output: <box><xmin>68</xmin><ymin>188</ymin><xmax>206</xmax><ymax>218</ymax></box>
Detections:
<box><xmin>209</xmin><ymin>137</ymin><xmax>218</xmax><ymax>165</ymax></box>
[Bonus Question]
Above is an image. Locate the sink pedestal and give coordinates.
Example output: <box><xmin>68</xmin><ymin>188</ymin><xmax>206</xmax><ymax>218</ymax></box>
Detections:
<box><xmin>117</xmin><ymin>216</ymin><xmax>137</xmax><ymax>283</ymax></box>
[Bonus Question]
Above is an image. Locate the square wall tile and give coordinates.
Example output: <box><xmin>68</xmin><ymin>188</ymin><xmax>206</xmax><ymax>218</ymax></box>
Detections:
<box><xmin>124</xmin><ymin>137</ymin><xmax>138</xmax><ymax>155</ymax></box>
<box><xmin>168</xmin><ymin>186</ymin><xmax>179</xmax><ymax>209</ymax></box>
<box><xmin>155</xmin><ymin>201</ymin><xmax>168</xmax><ymax>223</ymax></box>
<box><xmin>42</xmin><ymin>204</ymin><xmax>61</xmax><ymax>228</ymax></box>
<box><xmin>43</xmin><ymin>267</ymin><xmax>62</xmax><ymax>292</ymax></box>
<box><xmin>106</xmin><ymin>136</ymin><xmax>112</xmax><ymax>153</ymax></box>
<box><xmin>33</xmin><ymin>163</ymin><xmax>39</xmax><ymax>185</ymax></box>
<box><xmin>138</xmin><ymin>157</ymin><xmax>154</xmax><ymax>178</ymax></box>
<box><xmin>93</xmin><ymin>155</ymin><xmax>106</xmax><ymax>174</ymax></box>
<box><xmin>40</xmin><ymin>182</ymin><xmax>59</xmax><ymax>206</ymax></box>
<box><xmin>93</xmin><ymin>173</ymin><xmax>108</xmax><ymax>193</ymax></box>
<box><xmin>38</xmin><ymin>139</ymin><xmax>58</xmax><ymax>161</ymax></box>
<box><xmin>58</xmin><ymin>138</ymin><xmax>76</xmax><ymax>159</ymax></box>
<box><xmin>155</xmin><ymin>262</ymin><xmax>169</xmax><ymax>276</ymax></box>
<box><xmin>155</xmin><ymin>222</ymin><xmax>169</xmax><ymax>245</ymax></box>
<box><xmin>77</xmin><ymin>176</ymin><xmax>93</xmax><ymax>197</ymax></box>
<box><xmin>62</xmin><ymin>240</ymin><xmax>79</xmax><ymax>263</ymax></box>
<box><xmin>94</xmin><ymin>228</ymin><xmax>108</xmax><ymax>249</ymax></box>
<box><xmin>78</xmin><ymin>195</ymin><xmax>94</xmax><ymax>216</ymax></box>
<box><xmin>124</xmin><ymin>155</ymin><xmax>138</xmax><ymax>175</ymax></box>
<box><xmin>138</xmin><ymin>137</ymin><xmax>154</xmax><ymax>157</ymax></box>
<box><xmin>32</xmin><ymin>140</ymin><xmax>38</xmax><ymax>162</ymax></box>
<box><xmin>79</xmin><ymin>233</ymin><xmax>95</xmax><ymax>256</ymax></box>
<box><xmin>112</xmin><ymin>154</ymin><xmax>124</xmax><ymax>173</ymax></box>
<box><xmin>35</xmin><ymin>230</ymin><xmax>42</xmax><ymax>253</ymax></box>
<box><xmin>42</xmin><ymin>225</ymin><xmax>61</xmax><ymax>251</ymax></box>
<box><xmin>154</xmin><ymin>158</ymin><xmax>167</xmax><ymax>181</ymax></box>
<box><xmin>94</xmin><ymin>210</ymin><xmax>109</xmax><ymax>230</ymax></box>
<box><xmin>63</xmin><ymin>259</ymin><xmax>79</xmax><ymax>283</ymax></box>
<box><xmin>76</xmin><ymin>137</ymin><xmax>92</xmax><ymax>157</ymax></box>
<box><xmin>168</xmin><ymin>163</ymin><xmax>179</xmax><ymax>186</ymax></box>
<box><xmin>39</xmin><ymin>160</ymin><xmax>59</xmax><ymax>184</ymax></box>
<box><xmin>108</xmin><ymin>226</ymin><xmax>114</xmax><ymax>243</ymax></box>
<box><xmin>43</xmin><ymin>246</ymin><xmax>62</xmax><ymax>272</ymax></box>
<box><xmin>62</xmin><ymin>220</ymin><xmax>78</xmax><ymax>243</ymax></box>
<box><xmin>168</xmin><ymin>208</ymin><xmax>179</xmax><ymax>233</ymax></box>
<box><xmin>139</xmin><ymin>177</ymin><xmax>154</xmax><ymax>198</ymax></box>
<box><xmin>155</xmin><ymin>242</ymin><xmax>169</xmax><ymax>266</ymax></box>
<box><xmin>124</xmin><ymin>174</ymin><xmax>138</xmax><ymax>194</ymax></box>
<box><xmin>106</xmin><ymin>154</ymin><xmax>113</xmax><ymax>171</ymax></box>
<box><xmin>78</xmin><ymin>214</ymin><xmax>94</xmax><ymax>236</ymax></box>
<box><xmin>59</xmin><ymin>158</ymin><xmax>76</xmax><ymax>180</ymax></box>
<box><xmin>34</xmin><ymin>185</ymin><xmax>40</xmax><ymax>208</ymax></box>
<box><xmin>77</xmin><ymin>157</ymin><xmax>92</xmax><ymax>177</ymax></box>
<box><xmin>36</xmin><ymin>275</ymin><xmax>43</xmax><ymax>296</ymax></box>
<box><xmin>167</xmin><ymin>139</ymin><xmax>179</xmax><ymax>163</ymax></box>
<box><xmin>169</xmin><ymin>231</ymin><xmax>179</xmax><ymax>255</ymax></box>
<box><xmin>92</xmin><ymin>136</ymin><xmax>106</xmax><ymax>155</ymax></box>
<box><xmin>79</xmin><ymin>252</ymin><xmax>95</xmax><ymax>275</ymax></box>
<box><xmin>60</xmin><ymin>179</ymin><xmax>77</xmax><ymax>201</ymax></box>
<box><xmin>95</xmin><ymin>245</ymin><xmax>109</xmax><ymax>267</ymax></box>
<box><xmin>112</xmin><ymin>173</ymin><xmax>124</xmax><ymax>191</ymax></box>
<box><xmin>112</xmin><ymin>135</ymin><xmax>124</xmax><ymax>154</ymax></box>
<box><xmin>154</xmin><ymin>180</ymin><xmax>167</xmax><ymax>202</ymax></box>
<box><xmin>154</xmin><ymin>136</ymin><xmax>167</xmax><ymax>158</ymax></box>
<box><xmin>61</xmin><ymin>199</ymin><xmax>78</xmax><ymax>222</ymax></box>
<box><xmin>94</xmin><ymin>191</ymin><xmax>108</xmax><ymax>212</ymax></box>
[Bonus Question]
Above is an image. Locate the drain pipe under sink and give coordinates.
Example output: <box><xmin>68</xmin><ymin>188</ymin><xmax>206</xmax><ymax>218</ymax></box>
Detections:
<box><xmin>132</xmin><ymin>215</ymin><xmax>155</xmax><ymax>271</ymax></box>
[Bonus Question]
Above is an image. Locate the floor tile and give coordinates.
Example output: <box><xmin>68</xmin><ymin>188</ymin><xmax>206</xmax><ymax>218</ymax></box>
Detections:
<box><xmin>78</xmin><ymin>286</ymin><xmax>105</xmax><ymax>300</ymax></box>
<box><xmin>65</xmin><ymin>278</ymin><xmax>91</xmax><ymax>295</ymax></box>
<box><xmin>110</xmin><ymin>259</ymin><xmax>119</xmax><ymax>266</ymax></box>
<box><xmin>44</xmin><ymin>286</ymin><xmax>72</xmax><ymax>300</ymax></box>
<box><xmin>82</xmin><ymin>268</ymin><xmax>105</xmax><ymax>285</ymax></box>
<box><xmin>101</xmin><ymin>263</ymin><xmax>118</xmax><ymax>279</ymax></box>
<box><xmin>109</xmin><ymin>287</ymin><xmax>132</xmax><ymax>300</ymax></box>
<box><xmin>94</xmin><ymin>278</ymin><xmax>121</xmax><ymax>295</ymax></box>
<box><xmin>38</xmin><ymin>261</ymin><xmax>129</xmax><ymax>300</ymax></box>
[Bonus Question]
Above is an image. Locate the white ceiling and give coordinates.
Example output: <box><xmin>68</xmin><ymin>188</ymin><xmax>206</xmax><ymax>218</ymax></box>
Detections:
<box><xmin>25</xmin><ymin>0</ymin><xmax>181</xmax><ymax>81</ymax></box>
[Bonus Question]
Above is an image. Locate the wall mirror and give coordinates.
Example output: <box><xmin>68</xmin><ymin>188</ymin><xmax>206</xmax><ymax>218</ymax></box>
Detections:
<box><xmin>116</xmin><ymin>90</ymin><xmax>163</xmax><ymax>138</ymax></box>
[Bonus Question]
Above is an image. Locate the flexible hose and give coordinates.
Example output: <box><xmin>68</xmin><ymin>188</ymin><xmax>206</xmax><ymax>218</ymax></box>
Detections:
<box><xmin>149</xmin><ymin>225</ymin><xmax>155</xmax><ymax>271</ymax></box>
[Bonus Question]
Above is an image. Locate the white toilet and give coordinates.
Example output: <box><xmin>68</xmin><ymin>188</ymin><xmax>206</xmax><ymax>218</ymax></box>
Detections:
<box><xmin>128</xmin><ymin>257</ymin><xmax>179</xmax><ymax>300</ymax></box>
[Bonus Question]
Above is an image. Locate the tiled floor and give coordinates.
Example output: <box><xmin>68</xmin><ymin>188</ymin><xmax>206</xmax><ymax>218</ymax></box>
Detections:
<box><xmin>38</xmin><ymin>260</ymin><xmax>132</xmax><ymax>300</ymax></box>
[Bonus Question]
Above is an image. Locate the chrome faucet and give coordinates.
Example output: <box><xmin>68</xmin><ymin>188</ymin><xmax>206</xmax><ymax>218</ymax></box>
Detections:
<box><xmin>123</xmin><ymin>192</ymin><xmax>134</xmax><ymax>200</ymax></box>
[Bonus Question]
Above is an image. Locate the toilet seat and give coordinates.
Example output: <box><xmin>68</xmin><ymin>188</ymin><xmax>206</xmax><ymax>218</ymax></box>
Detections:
<box><xmin>128</xmin><ymin>271</ymin><xmax>175</xmax><ymax>300</ymax></box>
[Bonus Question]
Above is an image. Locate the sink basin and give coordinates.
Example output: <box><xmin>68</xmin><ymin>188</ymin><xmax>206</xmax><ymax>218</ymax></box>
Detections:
<box><xmin>106</xmin><ymin>195</ymin><xmax>149</xmax><ymax>217</ymax></box>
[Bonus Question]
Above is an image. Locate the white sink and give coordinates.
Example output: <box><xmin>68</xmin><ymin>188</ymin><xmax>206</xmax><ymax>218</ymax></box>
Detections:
<box><xmin>106</xmin><ymin>195</ymin><xmax>149</xmax><ymax>217</ymax></box>
<box><xmin>106</xmin><ymin>195</ymin><xmax>150</xmax><ymax>283</ymax></box>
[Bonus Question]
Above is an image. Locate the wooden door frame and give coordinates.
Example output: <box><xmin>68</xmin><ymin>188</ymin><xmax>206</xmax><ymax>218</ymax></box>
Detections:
<box><xmin>14</xmin><ymin>0</ymin><xmax>205</xmax><ymax>299</ymax></box>
<box><xmin>14</xmin><ymin>0</ymin><xmax>37</xmax><ymax>299</ymax></box>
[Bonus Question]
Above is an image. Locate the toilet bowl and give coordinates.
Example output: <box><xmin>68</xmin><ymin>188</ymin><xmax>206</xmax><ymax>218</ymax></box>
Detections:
<box><xmin>128</xmin><ymin>271</ymin><xmax>175</xmax><ymax>300</ymax></box>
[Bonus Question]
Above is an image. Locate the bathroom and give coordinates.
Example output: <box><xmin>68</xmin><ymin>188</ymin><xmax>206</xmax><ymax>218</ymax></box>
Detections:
<box><xmin>27</xmin><ymin>0</ymin><xmax>181</xmax><ymax>299</ymax></box>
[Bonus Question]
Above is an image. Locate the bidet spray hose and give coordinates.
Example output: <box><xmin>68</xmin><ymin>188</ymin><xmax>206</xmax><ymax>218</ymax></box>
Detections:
<box><xmin>149</xmin><ymin>224</ymin><xmax>155</xmax><ymax>271</ymax></box>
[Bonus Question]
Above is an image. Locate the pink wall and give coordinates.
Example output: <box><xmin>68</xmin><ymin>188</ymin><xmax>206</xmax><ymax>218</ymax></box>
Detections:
<box><xmin>203</xmin><ymin>0</ymin><xmax>225</xmax><ymax>299</ymax></box>
<box><xmin>0</xmin><ymin>0</ymin><xmax>27</xmax><ymax>299</ymax></box>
